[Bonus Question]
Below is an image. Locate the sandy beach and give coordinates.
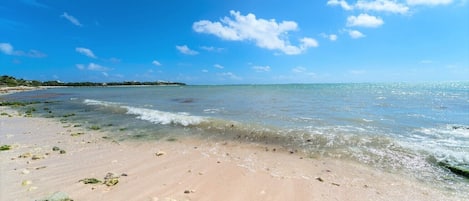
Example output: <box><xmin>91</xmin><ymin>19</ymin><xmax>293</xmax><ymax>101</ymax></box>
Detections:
<box><xmin>0</xmin><ymin>105</ymin><xmax>460</xmax><ymax>201</ymax></box>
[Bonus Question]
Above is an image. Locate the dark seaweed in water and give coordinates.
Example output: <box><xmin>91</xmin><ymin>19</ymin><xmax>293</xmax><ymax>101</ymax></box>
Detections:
<box><xmin>171</xmin><ymin>98</ymin><xmax>195</xmax><ymax>103</ymax></box>
<box><xmin>438</xmin><ymin>161</ymin><xmax>469</xmax><ymax>179</ymax></box>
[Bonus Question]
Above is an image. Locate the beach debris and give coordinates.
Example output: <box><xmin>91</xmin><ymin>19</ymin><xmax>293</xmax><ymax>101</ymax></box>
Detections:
<box><xmin>103</xmin><ymin>172</ymin><xmax>119</xmax><ymax>186</ymax></box>
<box><xmin>35</xmin><ymin>166</ymin><xmax>47</xmax><ymax>170</ymax></box>
<box><xmin>79</xmin><ymin>178</ymin><xmax>102</xmax><ymax>184</ymax></box>
<box><xmin>21</xmin><ymin>169</ymin><xmax>30</xmax><ymax>174</ymax></box>
<box><xmin>18</xmin><ymin>152</ymin><xmax>32</xmax><ymax>158</ymax></box>
<box><xmin>121</xmin><ymin>173</ymin><xmax>128</xmax><ymax>177</ymax></box>
<box><xmin>315</xmin><ymin>177</ymin><xmax>324</xmax><ymax>182</ymax></box>
<box><xmin>59</xmin><ymin>150</ymin><xmax>66</xmax><ymax>154</ymax></box>
<box><xmin>70</xmin><ymin>132</ymin><xmax>84</xmax><ymax>136</ymax></box>
<box><xmin>62</xmin><ymin>113</ymin><xmax>75</xmax><ymax>118</ymax></box>
<box><xmin>52</xmin><ymin>146</ymin><xmax>61</xmax><ymax>151</ymax></box>
<box><xmin>22</xmin><ymin>180</ymin><xmax>32</xmax><ymax>186</ymax></box>
<box><xmin>38</xmin><ymin>191</ymin><xmax>73</xmax><ymax>201</ymax></box>
<box><xmin>89</xmin><ymin>125</ymin><xmax>101</xmax><ymax>130</ymax></box>
<box><xmin>155</xmin><ymin>151</ymin><xmax>166</xmax><ymax>157</ymax></box>
<box><xmin>28</xmin><ymin>186</ymin><xmax>38</xmax><ymax>191</ymax></box>
<box><xmin>79</xmin><ymin>173</ymin><xmax>121</xmax><ymax>186</ymax></box>
<box><xmin>331</xmin><ymin>183</ymin><xmax>340</xmax><ymax>186</ymax></box>
<box><xmin>0</xmin><ymin>144</ymin><xmax>12</xmax><ymax>151</ymax></box>
<box><xmin>166</xmin><ymin>137</ymin><xmax>177</xmax><ymax>142</ymax></box>
<box><xmin>184</xmin><ymin>190</ymin><xmax>191</xmax><ymax>194</ymax></box>
<box><xmin>32</xmin><ymin>154</ymin><xmax>45</xmax><ymax>160</ymax></box>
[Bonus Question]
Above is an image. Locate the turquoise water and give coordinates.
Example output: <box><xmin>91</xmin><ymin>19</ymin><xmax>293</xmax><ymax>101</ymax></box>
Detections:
<box><xmin>4</xmin><ymin>83</ymin><xmax>469</xmax><ymax>193</ymax></box>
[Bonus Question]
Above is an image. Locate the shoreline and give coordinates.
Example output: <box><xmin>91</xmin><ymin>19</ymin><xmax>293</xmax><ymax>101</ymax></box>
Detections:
<box><xmin>0</xmin><ymin>106</ymin><xmax>461</xmax><ymax>201</ymax></box>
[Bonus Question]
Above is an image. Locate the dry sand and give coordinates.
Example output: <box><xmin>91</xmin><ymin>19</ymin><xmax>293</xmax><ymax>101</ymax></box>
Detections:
<box><xmin>0</xmin><ymin>106</ymin><xmax>460</xmax><ymax>201</ymax></box>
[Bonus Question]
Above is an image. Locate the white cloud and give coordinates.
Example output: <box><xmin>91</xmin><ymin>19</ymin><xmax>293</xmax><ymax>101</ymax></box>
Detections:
<box><xmin>320</xmin><ymin>33</ymin><xmax>338</xmax><ymax>41</ymax></box>
<box><xmin>109</xmin><ymin>57</ymin><xmax>121</xmax><ymax>63</ymax></box>
<box><xmin>25</xmin><ymin>50</ymin><xmax>46</xmax><ymax>58</ymax></box>
<box><xmin>327</xmin><ymin>0</ymin><xmax>354</xmax><ymax>10</ymax></box>
<box><xmin>328</xmin><ymin>0</ymin><xmax>409</xmax><ymax>14</ymax></box>
<box><xmin>420</xmin><ymin>60</ymin><xmax>433</xmax><ymax>64</ymax></box>
<box><xmin>76</xmin><ymin>63</ymin><xmax>109</xmax><ymax>71</ymax></box>
<box><xmin>202</xmin><ymin>69</ymin><xmax>209</xmax><ymax>73</ymax></box>
<box><xmin>20</xmin><ymin>0</ymin><xmax>49</xmax><ymax>8</ymax></box>
<box><xmin>348</xmin><ymin>30</ymin><xmax>366</xmax><ymax>38</ymax></box>
<box><xmin>176</xmin><ymin>45</ymin><xmax>199</xmax><ymax>55</ymax></box>
<box><xmin>76</xmin><ymin>64</ymin><xmax>85</xmax><ymax>70</ymax></box>
<box><xmin>347</xmin><ymin>14</ymin><xmax>384</xmax><ymax>28</ymax></box>
<box><xmin>0</xmin><ymin>43</ymin><xmax>14</xmax><ymax>55</ymax></box>
<box><xmin>219</xmin><ymin>72</ymin><xmax>242</xmax><ymax>80</ymax></box>
<box><xmin>88</xmin><ymin>63</ymin><xmax>108</xmax><ymax>71</ymax></box>
<box><xmin>193</xmin><ymin>10</ymin><xmax>318</xmax><ymax>55</ymax></box>
<box><xmin>292</xmin><ymin>66</ymin><xmax>307</xmax><ymax>73</ymax></box>
<box><xmin>356</xmin><ymin>0</ymin><xmax>409</xmax><ymax>14</ymax></box>
<box><xmin>152</xmin><ymin>60</ymin><xmax>162</xmax><ymax>66</ymax></box>
<box><xmin>214</xmin><ymin>64</ymin><xmax>224</xmax><ymax>69</ymax></box>
<box><xmin>0</xmin><ymin>42</ymin><xmax>46</xmax><ymax>57</ymax></box>
<box><xmin>349</xmin><ymin>70</ymin><xmax>367</xmax><ymax>75</ymax></box>
<box><xmin>253</xmin><ymin>65</ymin><xmax>271</xmax><ymax>72</ymax></box>
<box><xmin>75</xmin><ymin>47</ymin><xmax>96</xmax><ymax>58</ymax></box>
<box><xmin>201</xmin><ymin>46</ymin><xmax>224</xmax><ymax>52</ymax></box>
<box><xmin>61</xmin><ymin>12</ymin><xmax>82</xmax><ymax>27</ymax></box>
<box><xmin>407</xmin><ymin>0</ymin><xmax>453</xmax><ymax>5</ymax></box>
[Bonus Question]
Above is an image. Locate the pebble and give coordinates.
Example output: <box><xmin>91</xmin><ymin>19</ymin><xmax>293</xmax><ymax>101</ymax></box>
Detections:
<box><xmin>155</xmin><ymin>151</ymin><xmax>166</xmax><ymax>156</ymax></box>
<box><xmin>21</xmin><ymin>169</ymin><xmax>30</xmax><ymax>174</ymax></box>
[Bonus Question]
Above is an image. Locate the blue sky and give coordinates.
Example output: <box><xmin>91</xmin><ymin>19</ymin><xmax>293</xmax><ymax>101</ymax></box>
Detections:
<box><xmin>1</xmin><ymin>0</ymin><xmax>468</xmax><ymax>84</ymax></box>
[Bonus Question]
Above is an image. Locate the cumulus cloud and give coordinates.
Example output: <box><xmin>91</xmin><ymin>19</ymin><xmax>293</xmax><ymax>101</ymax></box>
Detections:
<box><xmin>0</xmin><ymin>43</ymin><xmax>14</xmax><ymax>55</ymax></box>
<box><xmin>406</xmin><ymin>0</ymin><xmax>453</xmax><ymax>5</ymax></box>
<box><xmin>176</xmin><ymin>45</ymin><xmax>199</xmax><ymax>55</ymax></box>
<box><xmin>152</xmin><ymin>60</ymin><xmax>162</xmax><ymax>66</ymax></box>
<box><xmin>347</xmin><ymin>14</ymin><xmax>384</xmax><ymax>28</ymax></box>
<box><xmin>327</xmin><ymin>0</ymin><xmax>354</xmax><ymax>10</ymax></box>
<box><xmin>0</xmin><ymin>42</ymin><xmax>46</xmax><ymax>57</ymax></box>
<box><xmin>214</xmin><ymin>64</ymin><xmax>224</xmax><ymax>69</ymax></box>
<box><xmin>76</xmin><ymin>63</ymin><xmax>109</xmax><ymax>71</ymax></box>
<box><xmin>193</xmin><ymin>10</ymin><xmax>318</xmax><ymax>55</ymax></box>
<box><xmin>75</xmin><ymin>47</ymin><xmax>96</xmax><ymax>58</ymax></box>
<box><xmin>61</xmin><ymin>12</ymin><xmax>82</xmax><ymax>27</ymax></box>
<box><xmin>347</xmin><ymin>30</ymin><xmax>366</xmax><ymax>38</ymax></box>
<box><xmin>328</xmin><ymin>0</ymin><xmax>409</xmax><ymax>14</ymax></box>
<box><xmin>356</xmin><ymin>0</ymin><xmax>409</xmax><ymax>14</ymax></box>
<box><xmin>320</xmin><ymin>33</ymin><xmax>338</xmax><ymax>41</ymax></box>
<box><xmin>253</xmin><ymin>65</ymin><xmax>271</xmax><ymax>72</ymax></box>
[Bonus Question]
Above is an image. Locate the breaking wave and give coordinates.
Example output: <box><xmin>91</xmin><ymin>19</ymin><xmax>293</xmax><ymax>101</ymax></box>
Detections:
<box><xmin>84</xmin><ymin>99</ymin><xmax>206</xmax><ymax>126</ymax></box>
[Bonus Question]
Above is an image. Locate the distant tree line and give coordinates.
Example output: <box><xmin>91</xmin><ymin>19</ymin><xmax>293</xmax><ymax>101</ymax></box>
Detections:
<box><xmin>0</xmin><ymin>75</ymin><xmax>186</xmax><ymax>87</ymax></box>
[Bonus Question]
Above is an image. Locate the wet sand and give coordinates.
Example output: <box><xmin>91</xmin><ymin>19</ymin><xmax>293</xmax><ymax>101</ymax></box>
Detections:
<box><xmin>0</xmin><ymin>106</ymin><xmax>458</xmax><ymax>201</ymax></box>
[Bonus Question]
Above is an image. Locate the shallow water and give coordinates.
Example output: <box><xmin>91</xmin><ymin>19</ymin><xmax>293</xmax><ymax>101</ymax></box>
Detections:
<box><xmin>3</xmin><ymin>83</ymin><xmax>468</xmax><ymax>195</ymax></box>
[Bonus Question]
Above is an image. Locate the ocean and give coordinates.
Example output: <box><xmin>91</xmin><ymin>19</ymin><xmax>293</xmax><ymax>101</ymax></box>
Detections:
<box><xmin>3</xmin><ymin>82</ymin><xmax>468</xmax><ymax>194</ymax></box>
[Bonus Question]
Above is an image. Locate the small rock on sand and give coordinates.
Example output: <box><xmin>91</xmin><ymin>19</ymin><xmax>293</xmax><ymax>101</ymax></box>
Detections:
<box><xmin>155</xmin><ymin>151</ymin><xmax>166</xmax><ymax>156</ymax></box>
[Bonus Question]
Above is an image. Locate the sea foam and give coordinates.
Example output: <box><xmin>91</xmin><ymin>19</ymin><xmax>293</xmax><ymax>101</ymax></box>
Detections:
<box><xmin>84</xmin><ymin>99</ymin><xmax>205</xmax><ymax>126</ymax></box>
